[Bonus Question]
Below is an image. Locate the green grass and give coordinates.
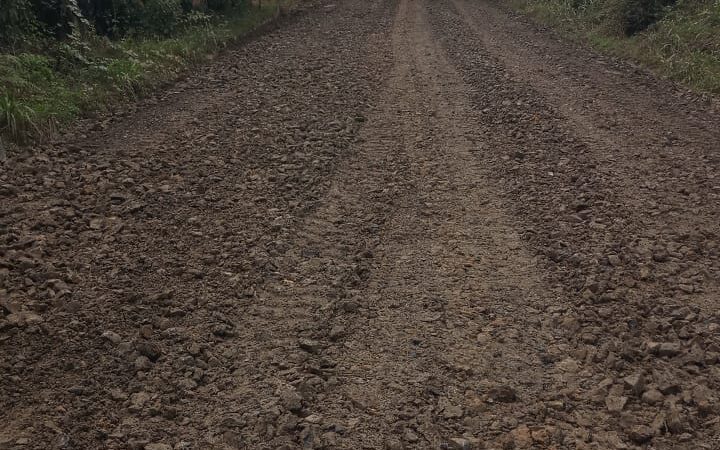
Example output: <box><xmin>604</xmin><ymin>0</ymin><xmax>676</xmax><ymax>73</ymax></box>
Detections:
<box><xmin>510</xmin><ymin>0</ymin><xmax>720</xmax><ymax>94</ymax></box>
<box><xmin>0</xmin><ymin>1</ymin><xmax>286</xmax><ymax>144</ymax></box>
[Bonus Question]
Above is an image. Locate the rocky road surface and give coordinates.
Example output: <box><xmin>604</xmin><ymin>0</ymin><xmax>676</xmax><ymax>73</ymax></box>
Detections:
<box><xmin>2</xmin><ymin>0</ymin><xmax>720</xmax><ymax>448</ymax></box>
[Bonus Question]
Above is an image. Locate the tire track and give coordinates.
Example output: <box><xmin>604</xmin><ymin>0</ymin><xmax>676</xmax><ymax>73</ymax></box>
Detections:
<box><xmin>263</xmin><ymin>0</ymin><xmax>571</xmax><ymax>447</ymax></box>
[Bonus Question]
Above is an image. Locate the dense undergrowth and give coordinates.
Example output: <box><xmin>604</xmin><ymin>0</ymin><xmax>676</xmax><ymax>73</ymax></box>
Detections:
<box><xmin>509</xmin><ymin>0</ymin><xmax>720</xmax><ymax>94</ymax></box>
<box><xmin>0</xmin><ymin>0</ymin><xmax>285</xmax><ymax>145</ymax></box>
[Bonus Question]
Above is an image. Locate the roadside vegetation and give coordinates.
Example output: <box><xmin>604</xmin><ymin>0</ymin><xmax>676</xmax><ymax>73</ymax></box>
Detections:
<box><xmin>510</xmin><ymin>0</ymin><xmax>720</xmax><ymax>94</ymax></box>
<box><xmin>0</xmin><ymin>0</ymin><xmax>285</xmax><ymax>145</ymax></box>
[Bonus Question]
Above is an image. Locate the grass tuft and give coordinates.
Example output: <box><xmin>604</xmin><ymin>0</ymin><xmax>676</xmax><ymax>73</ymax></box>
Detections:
<box><xmin>0</xmin><ymin>92</ymin><xmax>40</xmax><ymax>143</ymax></box>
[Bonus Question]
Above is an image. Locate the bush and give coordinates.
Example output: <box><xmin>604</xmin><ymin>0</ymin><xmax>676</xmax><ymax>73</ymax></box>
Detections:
<box><xmin>1</xmin><ymin>0</ymin><xmax>246</xmax><ymax>44</ymax></box>
<box><xmin>30</xmin><ymin>0</ymin><xmax>90</xmax><ymax>39</ymax></box>
<box><xmin>616</xmin><ymin>0</ymin><xmax>677</xmax><ymax>35</ymax></box>
<box><xmin>207</xmin><ymin>0</ymin><xmax>241</xmax><ymax>12</ymax></box>
<box><xmin>0</xmin><ymin>0</ymin><xmax>38</xmax><ymax>46</ymax></box>
<box><xmin>569</xmin><ymin>0</ymin><xmax>677</xmax><ymax>35</ymax></box>
<box><xmin>180</xmin><ymin>10</ymin><xmax>213</xmax><ymax>28</ymax></box>
<box><xmin>141</xmin><ymin>0</ymin><xmax>184</xmax><ymax>36</ymax></box>
<box><xmin>78</xmin><ymin>0</ymin><xmax>142</xmax><ymax>38</ymax></box>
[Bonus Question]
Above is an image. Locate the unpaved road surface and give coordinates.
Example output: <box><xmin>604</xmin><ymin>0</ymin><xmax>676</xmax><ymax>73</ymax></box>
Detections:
<box><xmin>2</xmin><ymin>0</ymin><xmax>720</xmax><ymax>448</ymax></box>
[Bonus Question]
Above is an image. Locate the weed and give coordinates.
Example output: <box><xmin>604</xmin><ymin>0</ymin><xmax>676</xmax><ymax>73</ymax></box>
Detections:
<box><xmin>0</xmin><ymin>92</ymin><xmax>39</xmax><ymax>142</ymax></box>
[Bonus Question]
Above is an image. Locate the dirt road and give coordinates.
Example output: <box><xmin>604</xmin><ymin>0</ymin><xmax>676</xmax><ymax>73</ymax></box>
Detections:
<box><xmin>2</xmin><ymin>0</ymin><xmax>720</xmax><ymax>448</ymax></box>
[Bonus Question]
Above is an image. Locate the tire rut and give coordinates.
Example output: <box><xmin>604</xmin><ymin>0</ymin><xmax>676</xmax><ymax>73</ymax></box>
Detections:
<box><xmin>448</xmin><ymin>0</ymin><xmax>720</xmax><ymax>311</ymax></box>
<box><xmin>427</xmin><ymin>0</ymin><xmax>720</xmax><ymax>448</ymax></box>
<box><xmin>260</xmin><ymin>0</ymin><xmax>571</xmax><ymax>447</ymax></box>
<box><xmin>0</xmin><ymin>1</ymin><xmax>395</xmax><ymax>448</ymax></box>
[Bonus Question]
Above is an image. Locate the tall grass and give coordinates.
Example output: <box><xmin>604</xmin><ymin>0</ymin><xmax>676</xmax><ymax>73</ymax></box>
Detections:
<box><xmin>0</xmin><ymin>0</ymin><xmax>287</xmax><ymax>144</ymax></box>
<box><xmin>511</xmin><ymin>0</ymin><xmax>720</xmax><ymax>93</ymax></box>
<box><xmin>0</xmin><ymin>92</ymin><xmax>40</xmax><ymax>143</ymax></box>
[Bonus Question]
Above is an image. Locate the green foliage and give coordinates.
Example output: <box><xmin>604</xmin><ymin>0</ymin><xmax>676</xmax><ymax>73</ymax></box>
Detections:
<box><xmin>0</xmin><ymin>0</ymin><xmax>285</xmax><ymax>144</ymax></box>
<box><xmin>0</xmin><ymin>0</ymin><xmax>38</xmax><ymax>46</ymax></box>
<box><xmin>106</xmin><ymin>57</ymin><xmax>146</xmax><ymax>95</ymax></box>
<box><xmin>0</xmin><ymin>53</ymin><xmax>54</xmax><ymax>89</ymax></box>
<box><xmin>78</xmin><ymin>0</ymin><xmax>143</xmax><ymax>38</ymax></box>
<box><xmin>0</xmin><ymin>0</ymin><xmax>245</xmax><ymax>44</ymax></box>
<box><xmin>141</xmin><ymin>0</ymin><xmax>184</xmax><ymax>36</ymax></box>
<box><xmin>582</xmin><ymin>0</ymin><xmax>678</xmax><ymax>35</ymax></box>
<box><xmin>531</xmin><ymin>0</ymin><xmax>678</xmax><ymax>35</ymax></box>
<box><xmin>0</xmin><ymin>93</ymin><xmax>39</xmax><ymax>142</ymax></box>
<box><xmin>621</xmin><ymin>0</ymin><xmax>676</xmax><ymax>35</ymax></box>
<box><xmin>31</xmin><ymin>0</ymin><xmax>91</xmax><ymax>39</ymax></box>
<box><xmin>0</xmin><ymin>53</ymin><xmax>81</xmax><ymax>129</ymax></box>
<box><xmin>180</xmin><ymin>10</ymin><xmax>214</xmax><ymax>28</ymax></box>
<box><xmin>514</xmin><ymin>0</ymin><xmax>720</xmax><ymax>92</ymax></box>
<box><xmin>207</xmin><ymin>0</ymin><xmax>241</xmax><ymax>12</ymax></box>
<box><xmin>638</xmin><ymin>0</ymin><xmax>720</xmax><ymax>91</ymax></box>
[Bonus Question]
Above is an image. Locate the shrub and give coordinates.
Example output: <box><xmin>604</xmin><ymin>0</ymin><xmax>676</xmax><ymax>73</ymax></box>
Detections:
<box><xmin>180</xmin><ymin>10</ymin><xmax>213</xmax><ymax>28</ymax></box>
<box><xmin>570</xmin><ymin>0</ymin><xmax>677</xmax><ymax>35</ymax></box>
<box><xmin>78</xmin><ymin>0</ymin><xmax>143</xmax><ymax>38</ymax></box>
<box><xmin>141</xmin><ymin>0</ymin><xmax>184</xmax><ymax>36</ymax></box>
<box><xmin>0</xmin><ymin>0</ymin><xmax>38</xmax><ymax>46</ymax></box>
<box><xmin>616</xmin><ymin>0</ymin><xmax>677</xmax><ymax>35</ymax></box>
<box><xmin>207</xmin><ymin>0</ymin><xmax>241</xmax><ymax>12</ymax></box>
<box><xmin>30</xmin><ymin>0</ymin><xmax>90</xmax><ymax>39</ymax></box>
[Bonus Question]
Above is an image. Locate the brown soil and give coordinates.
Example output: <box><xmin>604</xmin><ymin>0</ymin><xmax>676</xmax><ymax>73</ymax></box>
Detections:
<box><xmin>2</xmin><ymin>0</ymin><xmax>719</xmax><ymax>449</ymax></box>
